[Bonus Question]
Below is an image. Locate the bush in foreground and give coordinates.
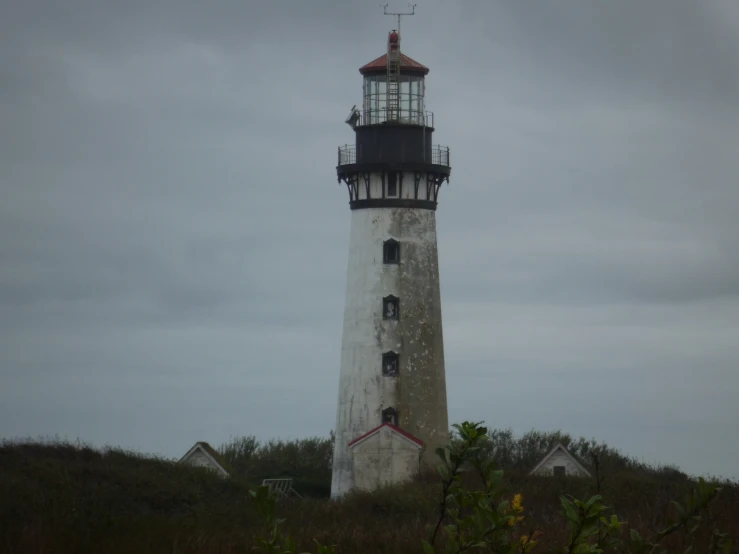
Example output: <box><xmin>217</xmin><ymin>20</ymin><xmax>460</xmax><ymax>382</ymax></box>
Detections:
<box><xmin>1</xmin><ymin>430</ymin><xmax>737</xmax><ymax>553</ymax></box>
<box><xmin>249</xmin><ymin>422</ymin><xmax>734</xmax><ymax>554</ymax></box>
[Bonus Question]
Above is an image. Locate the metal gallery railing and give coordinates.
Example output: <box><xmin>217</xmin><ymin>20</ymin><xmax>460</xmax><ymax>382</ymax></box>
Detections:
<box><xmin>338</xmin><ymin>144</ymin><xmax>450</xmax><ymax>167</ymax></box>
<box><xmin>338</xmin><ymin>145</ymin><xmax>356</xmax><ymax>165</ymax></box>
<box><xmin>347</xmin><ymin>108</ymin><xmax>435</xmax><ymax>128</ymax></box>
<box><xmin>431</xmin><ymin>145</ymin><xmax>450</xmax><ymax>167</ymax></box>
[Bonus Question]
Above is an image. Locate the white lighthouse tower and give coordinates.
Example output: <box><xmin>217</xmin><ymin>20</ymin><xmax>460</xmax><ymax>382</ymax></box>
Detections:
<box><xmin>331</xmin><ymin>23</ymin><xmax>452</xmax><ymax>498</ymax></box>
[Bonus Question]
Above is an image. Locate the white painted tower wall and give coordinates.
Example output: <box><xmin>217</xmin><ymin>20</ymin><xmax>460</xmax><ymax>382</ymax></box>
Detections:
<box><xmin>331</xmin><ymin>171</ymin><xmax>449</xmax><ymax>497</ymax></box>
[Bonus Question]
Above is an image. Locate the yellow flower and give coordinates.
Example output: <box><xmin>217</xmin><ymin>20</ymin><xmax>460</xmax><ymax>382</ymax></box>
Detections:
<box><xmin>508</xmin><ymin>514</ymin><xmax>525</xmax><ymax>526</ymax></box>
<box><xmin>511</xmin><ymin>493</ymin><xmax>524</xmax><ymax>513</ymax></box>
<box><xmin>519</xmin><ymin>532</ymin><xmax>539</xmax><ymax>553</ymax></box>
<box><xmin>504</xmin><ymin>493</ymin><xmax>525</xmax><ymax>526</ymax></box>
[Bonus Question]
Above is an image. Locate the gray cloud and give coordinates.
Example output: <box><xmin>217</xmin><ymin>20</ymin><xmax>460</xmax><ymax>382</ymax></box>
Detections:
<box><xmin>1</xmin><ymin>0</ymin><xmax>738</xmax><ymax>480</ymax></box>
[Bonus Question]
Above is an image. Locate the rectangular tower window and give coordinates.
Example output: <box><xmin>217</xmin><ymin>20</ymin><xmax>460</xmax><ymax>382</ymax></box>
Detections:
<box><xmin>387</xmin><ymin>171</ymin><xmax>398</xmax><ymax>197</ymax></box>
<box><xmin>383</xmin><ymin>239</ymin><xmax>399</xmax><ymax>264</ymax></box>
<box><xmin>553</xmin><ymin>466</ymin><xmax>566</xmax><ymax>477</ymax></box>
<box><xmin>383</xmin><ymin>296</ymin><xmax>399</xmax><ymax>320</ymax></box>
<box><xmin>382</xmin><ymin>352</ymin><xmax>399</xmax><ymax>377</ymax></box>
<box><xmin>382</xmin><ymin>407</ymin><xmax>398</xmax><ymax>426</ymax></box>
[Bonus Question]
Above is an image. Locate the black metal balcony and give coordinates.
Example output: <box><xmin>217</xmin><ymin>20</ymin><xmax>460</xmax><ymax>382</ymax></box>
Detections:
<box><xmin>348</xmin><ymin>108</ymin><xmax>435</xmax><ymax>128</ymax></box>
<box><xmin>338</xmin><ymin>144</ymin><xmax>450</xmax><ymax>168</ymax></box>
<box><xmin>338</xmin><ymin>145</ymin><xmax>356</xmax><ymax>165</ymax></box>
<box><xmin>431</xmin><ymin>145</ymin><xmax>450</xmax><ymax>167</ymax></box>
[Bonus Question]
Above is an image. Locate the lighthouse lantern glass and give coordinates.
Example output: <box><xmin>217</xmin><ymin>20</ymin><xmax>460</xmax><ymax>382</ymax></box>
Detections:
<box><xmin>363</xmin><ymin>74</ymin><xmax>425</xmax><ymax>124</ymax></box>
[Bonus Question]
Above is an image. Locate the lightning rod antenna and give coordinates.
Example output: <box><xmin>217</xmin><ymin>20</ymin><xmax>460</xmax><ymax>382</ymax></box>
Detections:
<box><xmin>382</xmin><ymin>3</ymin><xmax>417</xmax><ymax>45</ymax></box>
<box><xmin>382</xmin><ymin>4</ymin><xmax>416</xmax><ymax>122</ymax></box>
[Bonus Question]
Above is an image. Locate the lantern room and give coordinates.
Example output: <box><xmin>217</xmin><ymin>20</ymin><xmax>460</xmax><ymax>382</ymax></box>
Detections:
<box><xmin>337</xmin><ymin>29</ymin><xmax>449</xmax><ymax>176</ymax></box>
<box><xmin>357</xmin><ymin>31</ymin><xmax>431</xmax><ymax>126</ymax></box>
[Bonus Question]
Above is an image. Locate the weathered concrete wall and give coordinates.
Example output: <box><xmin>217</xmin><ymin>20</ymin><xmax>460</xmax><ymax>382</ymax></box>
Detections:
<box><xmin>350</xmin><ymin>426</ymin><xmax>423</xmax><ymax>491</ymax></box>
<box><xmin>331</xmin><ymin>191</ymin><xmax>448</xmax><ymax>498</ymax></box>
<box><xmin>533</xmin><ymin>450</ymin><xmax>588</xmax><ymax>477</ymax></box>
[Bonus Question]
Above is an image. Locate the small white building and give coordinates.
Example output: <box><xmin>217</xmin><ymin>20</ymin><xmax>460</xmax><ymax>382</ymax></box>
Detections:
<box><xmin>178</xmin><ymin>441</ymin><xmax>231</xmax><ymax>478</ymax></box>
<box><xmin>347</xmin><ymin>423</ymin><xmax>424</xmax><ymax>491</ymax></box>
<box><xmin>529</xmin><ymin>443</ymin><xmax>591</xmax><ymax>478</ymax></box>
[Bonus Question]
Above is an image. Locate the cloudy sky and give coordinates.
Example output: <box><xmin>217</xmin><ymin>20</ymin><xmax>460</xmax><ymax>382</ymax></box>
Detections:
<box><xmin>1</xmin><ymin>0</ymin><xmax>738</xmax><ymax>479</ymax></box>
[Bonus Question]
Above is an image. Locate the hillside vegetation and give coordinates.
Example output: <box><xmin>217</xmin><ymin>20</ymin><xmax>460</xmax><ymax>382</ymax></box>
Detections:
<box><xmin>1</xmin><ymin>429</ymin><xmax>737</xmax><ymax>553</ymax></box>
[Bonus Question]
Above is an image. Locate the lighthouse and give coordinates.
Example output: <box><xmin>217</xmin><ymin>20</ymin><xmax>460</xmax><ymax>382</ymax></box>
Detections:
<box><xmin>331</xmin><ymin>27</ymin><xmax>452</xmax><ymax>498</ymax></box>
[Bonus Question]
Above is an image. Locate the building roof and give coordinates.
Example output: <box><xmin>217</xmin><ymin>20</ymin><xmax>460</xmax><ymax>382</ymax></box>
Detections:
<box><xmin>359</xmin><ymin>52</ymin><xmax>430</xmax><ymax>76</ymax></box>
<box><xmin>178</xmin><ymin>441</ymin><xmax>232</xmax><ymax>477</ymax></box>
<box><xmin>528</xmin><ymin>443</ymin><xmax>591</xmax><ymax>477</ymax></box>
<box><xmin>347</xmin><ymin>422</ymin><xmax>425</xmax><ymax>448</ymax></box>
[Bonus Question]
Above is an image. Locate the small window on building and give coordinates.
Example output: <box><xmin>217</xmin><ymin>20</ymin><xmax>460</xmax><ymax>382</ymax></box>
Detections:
<box><xmin>382</xmin><ymin>351</ymin><xmax>399</xmax><ymax>376</ymax></box>
<box><xmin>386</xmin><ymin>171</ymin><xmax>398</xmax><ymax>197</ymax></box>
<box><xmin>382</xmin><ymin>407</ymin><xmax>398</xmax><ymax>426</ymax></box>
<box><xmin>383</xmin><ymin>239</ymin><xmax>399</xmax><ymax>264</ymax></box>
<box><xmin>553</xmin><ymin>466</ymin><xmax>566</xmax><ymax>477</ymax></box>
<box><xmin>383</xmin><ymin>295</ymin><xmax>399</xmax><ymax>320</ymax></box>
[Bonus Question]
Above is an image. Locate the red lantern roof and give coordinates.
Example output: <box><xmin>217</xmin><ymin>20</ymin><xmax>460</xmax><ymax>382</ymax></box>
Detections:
<box><xmin>359</xmin><ymin>52</ymin><xmax>430</xmax><ymax>76</ymax></box>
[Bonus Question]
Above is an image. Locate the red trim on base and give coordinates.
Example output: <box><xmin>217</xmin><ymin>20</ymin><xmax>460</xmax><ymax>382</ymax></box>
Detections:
<box><xmin>347</xmin><ymin>422</ymin><xmax>425</xmax><ymax>447</ymax></box>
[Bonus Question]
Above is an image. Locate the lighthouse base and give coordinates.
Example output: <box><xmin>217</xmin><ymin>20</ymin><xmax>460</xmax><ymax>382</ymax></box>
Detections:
<box><xmin>339</xmin><ymin>423</ymin><xmax>424</xmax><ymax>496</ymax></box>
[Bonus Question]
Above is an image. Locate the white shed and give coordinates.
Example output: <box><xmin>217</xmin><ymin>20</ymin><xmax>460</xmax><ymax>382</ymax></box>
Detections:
<box><xmin>529</xmin><ymin>443</ymin><xmax>591</xmax><ymax>478</ymax></box>
<box><xmin>347</xmin><ymin>423</ymin><xmax>424</xmax><ymax>491</ymax></box>
<box><xmin>178</xmin><ymin>441</ymin><xmax>230</xmax><ymax>478</ymax></box>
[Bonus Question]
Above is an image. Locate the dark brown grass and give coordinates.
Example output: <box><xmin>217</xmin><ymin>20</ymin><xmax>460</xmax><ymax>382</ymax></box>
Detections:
<box><xmin>1</xmin><ymin>439</ymin><xmax>737</xmax><ymax>554</ymax></box>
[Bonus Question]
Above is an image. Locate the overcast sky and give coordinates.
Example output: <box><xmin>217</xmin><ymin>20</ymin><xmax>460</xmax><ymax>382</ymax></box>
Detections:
<box><xmin>1</xmin><ymin>0</ymin><xmax>738</xmax><ymax>480</ymax></box>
